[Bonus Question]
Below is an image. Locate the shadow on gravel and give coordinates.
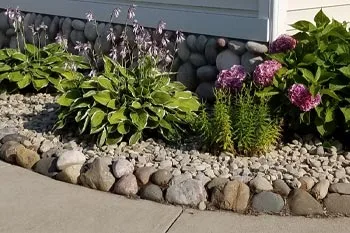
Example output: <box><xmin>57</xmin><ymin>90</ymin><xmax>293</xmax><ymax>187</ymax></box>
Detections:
<box><xmin>21</xmin><ymin>102</ymin><xmax>59</xmax><ymax>134</ymax></box>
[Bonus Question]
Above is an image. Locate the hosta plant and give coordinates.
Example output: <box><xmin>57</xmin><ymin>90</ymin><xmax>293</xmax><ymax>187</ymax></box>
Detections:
<box><xmin>54</xmin><ymin>56</ymin><xmax>200</xmax><ymax>146</ymax></box>
<box><xmin>257</xmin><ymin>9</ymin><xmax>350</xmax><ymax>137</ymax></box>
<box><xmin>0</xmin><ymin>43</ymin><xmax>89</xmax><ymax>93</ymax></box>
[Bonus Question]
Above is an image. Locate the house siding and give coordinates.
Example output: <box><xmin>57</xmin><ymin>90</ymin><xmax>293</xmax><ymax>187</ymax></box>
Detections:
<box><xmin>286</xmin><ymin>0</ymin><xmax>350</xmax><ymax>33</ymax></box>
<box><xmin>0</xmin><ymin>0</ymin><xmax>271</xmax><ymax>41</ymax></box>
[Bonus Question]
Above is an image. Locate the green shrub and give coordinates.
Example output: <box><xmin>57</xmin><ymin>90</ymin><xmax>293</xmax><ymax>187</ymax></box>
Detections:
<box><xmin>0</xmin><ymin>43</ymin><xmax>89</xmax><ymax>93</ymax></box>
<box><xmin>196</xmin><ymin>87</ymin><xmax>280</xmax><ymax>155</ymax></box>
<box><xmin>54</xmin><ymin>56</ymin><xmax>200</xmax><ymax>146</ymax></box>
<box><xmin>258</xmin><ymin>10</ymin><xmax>350</xmax><ymax>137</ymax></box>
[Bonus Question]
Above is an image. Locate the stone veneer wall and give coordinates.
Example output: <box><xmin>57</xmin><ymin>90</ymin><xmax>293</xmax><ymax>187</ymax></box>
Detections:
<box><xmin>0</xmin><ymin>10</ymin><xmax>268</xmax><ymax>101</ymax></box>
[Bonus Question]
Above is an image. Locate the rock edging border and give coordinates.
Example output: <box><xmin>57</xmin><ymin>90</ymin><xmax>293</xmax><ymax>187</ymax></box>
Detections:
<box><xmin>1</xmin><ymin>132</ymin><xmax>350</xmax><ymax>217</ymax></box>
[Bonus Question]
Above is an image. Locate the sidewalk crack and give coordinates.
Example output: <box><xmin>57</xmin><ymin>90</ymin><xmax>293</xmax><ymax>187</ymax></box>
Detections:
<box><xmin>165</xmin><ymin>208</ymin><xmax>184</xmax><ymax>233</ymax></box>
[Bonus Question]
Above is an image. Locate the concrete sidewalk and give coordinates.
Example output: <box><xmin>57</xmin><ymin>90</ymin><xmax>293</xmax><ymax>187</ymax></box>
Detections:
<box><xmin>0</xmin><ymin>160</ymin><xmax>349</xmax><ymax>233</ymax></box>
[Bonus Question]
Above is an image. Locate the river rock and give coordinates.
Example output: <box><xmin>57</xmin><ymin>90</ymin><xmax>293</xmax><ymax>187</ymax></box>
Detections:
<box><xmin>195</xmin><ymin>82</ymin><xmax>215</xmax><ymax>103</ymax></box>
<box><xmin>245</xmin><ymin>41</ymin><xmax>268</xmax><ymax>54</ymax></box>
<box><xmin>56</xmin><ymin>150</ymin><xmax>86</xmax><ymax>170</ymax></box>
<box><xmin>329</xmin><ymin>183</ymin><xmax>350</xmax><ymax>195</ymax></box>
<box><xmin>211</xmin><ymin>180</ymin><xmax>250</xmax><ymax>212</ymax></box>
<box><xmin>250</xmin><ymin>176</ymin><xmax>273</xmax><ymax>193</ymax></box>
<box><xmin>228</xmin><ymin>40</ymin><xmax>246</xmax><ymax>55</ymax></box>
<box><xmin>197</xmin><ymin>65</ymin><xmax>218</xmax><ymax>82</ymax></box>
<box><xmin>15</xmin><ymin>147</ymin><xmax>40</xmax><ymax>169</ymax></box>
<box><xmin>56</xmin><ymin>164</ymin><xmax>83</xmax><ymax>184</ymax></box>
<box><xmin>112</xmin><ymin>159</ymin><xmax>134</xmax><ymax>178</ymax></box>
<box><xmin>176</xmin><ymin>62</ymin><xmax>197</xmax><ymax>91</ymax></box>
<box><xmin>324</xmin><ymin>193</ymin><xmax>350</xmax><ymax>215</ymax></box>
<box><xmin>241</xmin><ymin>52</ymin><xmax>263</xmax><ymax>73</ymax></box>
<box><xmin>134</xmin><ymin>166</ymin><xmax>156</xmax><ymax>185</ymax></box>
<box><xmin>216</xmin><ymin>49</ymin><xmax>240</xmax><ymax>71</ymax></box>
<box><xmin>205</xmin><ymin>38</ymin><xmax>218</xmax><ymax>65</ymax></box>
<box><xmin>299</xmin><ymin>177</ymin><xmax>315</xmax><ymax>191</ymax></box>
<box><xmin>72</xmin><ymin>19</ymin><xmax>85</xmax><ymax>30</ymax></box>
<box><xmin>196</xmin><ymin>35</ymin><xmax>208</xmax><ymax>52</ymax></box>
<box><xmin>288</xmin><ymin>189</ymin><xmax>323</xmax><ymax>216</ymax></box>
<box><xmin>190</xmin><ymin>53</ymin><xmax>207</xmax><ymax>67</ymax></box>
<box><xmin>311</xmin><ymin>179</ymin><xmax>330</xmax><ymax>200</ymax></box>
<box><xmin>151</xmin><ymin>169</ymin><xmax>172</xmax><ymax>187</ymax></box>
<box><xmin>113</xmin><ymin>174</ymin><xmax>138</xmax><ymax>196</ymax></box>
<box><xmin>252</xmin><ymin>191</ymin><xmax>284</xmax><ymax>213</ymax></box>
<box><xmin>273</xmin><ymin>179</ymin><xmax>291</xmax><ymax>196</ymax></box>
<box><xmin>0</xmin><ymin>141</ymin><xmax>24</xmax><ymax>163</ymax></box>
<box><xmin>84</xmin><ymin>21</ymin><xmax>98</xmax><ymax>41</ymax></box>
<box><xmin>79</xmin><ymin>157</ymin><xmax>115</xmax><ymax>192</ymax></box>
<box><xmin>140</xmin><ymin>184</ymin><xmax>164</xmax><ymax>202</ymax></box>
<box><xmin>33</xmin><ymin>157</ymin><xmax>58</xmax><ymax>177</ymax></box>
<box><xmin>166</xmin><ymin>179</ymin><xmax>207</xmax><ymax>206</ymax></box>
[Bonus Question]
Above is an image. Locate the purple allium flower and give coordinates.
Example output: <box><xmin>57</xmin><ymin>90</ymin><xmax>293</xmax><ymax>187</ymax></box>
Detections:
<box><xmin>127</xmin><ymin>4</ymin><xmax>136</xmax><ymax>20</ymax></box>
<box><xmin>215</xmin><ymin>65</ymin><xmax>247</xmax><ymax>90</ymax></box>
<box><xmin>85</xmin><ymin>11</ymin><xmax>95</xmax><ymax>22</ymax></box>
<box><xmin>253</xmin><ymin>60</ymin><xmax>282</xmax><ymax>87</ymax></box>
<box><xmin>157</xmin><ymin>20</ymin><xmax>166</xmax><ymax>34</ymax></box>
<box><xmin>288</xmin><ymin>84</ymin><xmax>321</xmax><ymax>112</ymax></box>
<box><xmin>270</xmin><ymin>34</ymin><xmax>297</xmax><ymax>54</ymax></box>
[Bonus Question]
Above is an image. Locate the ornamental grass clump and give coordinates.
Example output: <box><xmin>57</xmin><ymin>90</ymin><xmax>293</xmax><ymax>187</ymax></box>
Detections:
<box><xmin>55</xmin><ymin>5</ymin><xmax>198</xmax><ymax>146</ymax></box>
<box><xmin>256</xmin><ymin>9</ymin><xmax>350</xmax><ymax>137</ymax></box>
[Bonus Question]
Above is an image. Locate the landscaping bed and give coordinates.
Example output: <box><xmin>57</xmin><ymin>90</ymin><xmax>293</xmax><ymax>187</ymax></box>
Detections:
<box><xmin>1</xmin><ymin>92</ymin><xmax>350</xmax><ymax>217</ymax></box>
<box><xmin>0</xmin><ymin>6</ymin><xmax>350</xmax><ymax>217</ymax></box>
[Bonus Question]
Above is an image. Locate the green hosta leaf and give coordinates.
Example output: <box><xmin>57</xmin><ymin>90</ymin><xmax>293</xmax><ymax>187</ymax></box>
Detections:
<box><xmin>8</xmin><ymin>71</ymin><xmax>23</xmax><ymax>82</ymax></box>
<box><xmin>148</xmin><ymin>106</ymin><xmax>166</xmax><ymax>119</ymax></box>
<box><xmin>43</xmin><ymin>56</ymin><xmax>62</xmax><ymax>64</ymax></box>
<box><xmin>291</xmin><ymin>20</ymin><xmax>316</xmax><ymax>32</ymax></box>
<box><xmin>60</xmin><ymin>71</ymin><xmax>77</xmax><ymax>80</ymax></box>
<box><xmin>97</xmin><ymin>76</ymin><xmax>114</xmax><ymax>91</ymax></box>
<box><xmin>106</xmin><ymin>133</ymin><xmax>123</xmax><ymax>145</ymax></box>
<box><xmin>32</xmin><ymin>78</ymin><xmax>49</xmax><ymax>90</ymax></box>
<box><xmin>17</xmin><ymin>73</ymin><xmax>31</xmax><ymax>89</ymax></box>
<box><xmin>79</xmin><ymin>116</ymin><xmax>90</xmax><ymax>134</ymax></box>
<box><xmin>0</xmin><ymin>64</ymin><xmax>11</xmax><ymax>72</ymax></box>
<box><xmin>108</xmin><ymin>107</ymin><xmax>127</xmax><ymax>124</ymax></box>
<box><xmin>131</xmin><ymin>101</ymin><xmax>142</xmax><ymax>109</ymax></box>
<box><xmin>174</xmin><ymin>91</ymin><xmax>193</xmax><ymax>99</ymax></box>
<box><xmin>11</xmin><ymin>52</ymin><xmax>27</xmax><ymax>61</ymax></box>
<box><xmin>0</xmin><ymin>72</ymin><xmax>8</xmax><ymax>81</ymax></box>
<box><xmin>70</xmin><ymin>98</ymin><xmax>90</xmax><ymax>110</ymax></box>
<box><xmin>129</xmin><ymin>131</ymin><xmax>142</xmax><ymax>145</ymax></box>
<box><xmin>57</xmin><ymin>90</ymin><xmax>81</xmax><ymax>106</ymax></box>
<box><xmin>93</xmin><ymin>90</ymin><xmax>111</xmax><ymax>106</ymax></box>
<box><xmin>75</xmin><ymin>109</ymin><xmax>90</xmax><ymax>122</ymax></box>
<box><xmin>90</xmin><ymin>110</ymin><xmax>106</xmax><ymax>128</ymax></box>
<box><xmin>103</xmin><ymin>56</ymin><xmax>114</xmax><ymax>74</ymax></box>
<box><xmin>33</xmin><ymin>69</ymin><xmax>50</xmax><ymax>78</ymax></box>
<box><xmin>25</xmin><ymin>44</ymin><xmax>39</xmax><ymax>55</ymax></box>
<box><xmin>98</xmin><ymin>127</ymin><xmax>107</xmax><ymax>147</ymax></box>
<box><xmin>151</xmin><ymin>91</ymin><xmax>172</xmax><ymax>105</ymax></box>
<box><xmin>314</xmin><ymin>9</ymin><xmax>330</xmax><ymax>28</ymax></box>
<box><xmin>339</xmin><ymin>65</ymin><xmax>350</xmax><ymax>78</ymax></box>
<box><xmin>80</xmin><ymin>80</ymin><xmax>97</xmax><ymax>89</ymax></box>
<box><xmin>117</xmin><ymin>121</ymin><xmax>130</xmax><ymax>135</ymax></box>
<box><xmin>0</xmin><ymin>50</ymin><xmax>8</xmax><ymax>60</ymax></box>
<box><xmin>83</xmin><ymin>90</ymin><xmax>97</xmax><ymax>98</ymax></box>
<box><xmin>107</xmin><ymin>99</ymin><xmax>117</xmax><ymax>109</ymax></box>
<box><xmin>340</xmin><ymin>107</ymin><xmax>350</xmax><ymax>123</ymax></box>
<box><xmin>325</xmin><ymin>107</ymin><xmax>335</xmax><ymax>123</ymax></box>
<box><xmin>130</xmin><ymin>110</ymin><xmax>148</xmax><ymax>130</ymax></box>
<box><xmin>90</xmin><ymin>123</ymin><xmax>106</xmax><ymax>134</ymax></box>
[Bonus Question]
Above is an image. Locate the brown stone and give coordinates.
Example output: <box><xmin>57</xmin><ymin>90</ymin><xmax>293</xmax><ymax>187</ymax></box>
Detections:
<box><xmin>211</xmin><ymin>180</ymin><xmax>250</xmax><ymax>212</ymax></box>
<box><xmin>0</xmin><ymin>141</ymin><xmax>25</xmax><ymax>163</ymax></box>
<box><xmin>329</xmin><ymin>183</ymin><xmax>350</xmax><ymax>195</ymax></box>
<box><xmin>324</xmin><ymin>193</ymin><xmax>350</xmax><ymax>215</ymax></box>
<box><xmin>113</xmin><ymin>174</ymin><xmax>138</xmax><ymax>196</ymax></box>
<box><xmin>134</xmin><ymin>167</ymin><xmax>156</xmax><ymax>185</ymax></box>
<box><xmin>288</xmin><ymin>189</ymin><xmax>323</xmax><ymax>216</ymax></box>
<box><xmin>15</xmin><ymin>147</ymin><xmax>40</xmax><ymax>169</ymax></box>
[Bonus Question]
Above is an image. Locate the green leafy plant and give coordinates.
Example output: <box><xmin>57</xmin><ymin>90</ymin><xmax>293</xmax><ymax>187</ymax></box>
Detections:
<box><xmin>232</xmin><ymin>87</ymin><xmax>281</xmax><ymax>155</ymax></box>
<box><xmin>54</xmin><ymin>56</ymin><xmax>200</xmax><ymax>146</ymax></box>
<box><xmin>257</xmin><ymin>9</ymin><xmax>350</xmax><ymax>137</ymax></box>
<box><xmin>195</xmin><ymin>89</ymin><xmax>235</xmax><ymax>153</ymax></box>
<box><xmin>196</xmin><ymin>87</ymin><xmax>280</xmax><ymax>155</ymax></box>
<box><xmin>0</xmin><ymin>43</ymin><xmax>89</xmax><ymax>93</ymax></box>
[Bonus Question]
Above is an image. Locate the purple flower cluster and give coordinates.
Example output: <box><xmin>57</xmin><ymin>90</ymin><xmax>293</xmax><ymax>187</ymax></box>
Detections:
<box><xmin>270</xmin><ymin>34</ymin><xmax>297</xmax><ymax>54</ymax></box>
<box><xmin>216</xmin><ymin>65</ymin><xmax>247</xmax><ymax>90</ymax></box>
<box><xmin>253</xmin><ymin>60</ymin><xmax>282</xmax><ymax>87</ymax></box>
<box><xmin>288</xmin><ymin>84</ymin><xmax>321</xmax><ymax>112</ymax></box>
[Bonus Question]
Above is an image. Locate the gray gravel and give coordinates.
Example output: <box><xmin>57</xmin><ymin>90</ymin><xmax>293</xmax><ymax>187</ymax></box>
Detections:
<box><xmin>1</xmin><ymin>92</ymin><xmax>350</xmax><ymax>185</ymax></box>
